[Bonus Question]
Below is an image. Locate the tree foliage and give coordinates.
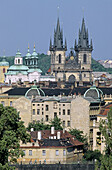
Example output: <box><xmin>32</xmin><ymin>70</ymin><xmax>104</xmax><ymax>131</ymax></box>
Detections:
<box><xmin>27</xmin><ymin>116</ymin><xmax>63</xmax><ymax>131</ymax></box>
<box><xmin>0</xmin><ymin>104</ymin><xmax>30</xmax><ymax>167</ymax></box>
<box><xmin>83</xmin><ymin>150</ymin><xmax>101</xmax><ymax>162</ymax></box>
<box><xmin>99</xmin><ymin>107</ymin><xmax>112</xmax><ymax>169</ymax></box>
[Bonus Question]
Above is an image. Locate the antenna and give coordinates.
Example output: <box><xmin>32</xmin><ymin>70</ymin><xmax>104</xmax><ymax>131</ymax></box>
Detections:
<box><xmin>57</xmin><ymin>6</ymin><xmax>59</xmax><ymax>18</ymax></box>
<box><xmin>82</xmin><ymin>7</ymin><xmax>84</xmax><ymax>18</ymax></box>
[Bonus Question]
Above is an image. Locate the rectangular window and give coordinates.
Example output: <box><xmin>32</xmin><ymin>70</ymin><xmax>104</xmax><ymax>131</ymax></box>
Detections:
<box><xmin>56</xmin><ymin>150</ymin><xmax>59</xmax><ymax>156</ymax></box>
<box><xmin>37</xmin><ymin>109</ymin><xmax>40</xmax><ymax>115</ymax></box>
<box><xmin>63</xmin><ymin>104</ymin><xmax>65</xmax><ymax>106</ymax></box>
<box><xmin>46</xmin><ymin>115</ymin><xmax>49</xmax><ymax>122</ymax></box>
<box><xmin>63</xmin><ymin>150</ymin><xmax>66</xmax><ymax>156</ymax></box>
<box><xmin>42</xmin><ymin>112</ymin><xmax>44</xmax><ymax>115</ymax></box>
<box><xmin>54</xmin><ymin>112</ymin><xmax>57</xmax><ymax>118</ymax></box>
<box><xmin>42</xmin><ymin>150</ymin><xmax>46</xmax><ymax>156</ymax></box>
<box><xmin>67</xmin><ymin>109</ymin><xmax>70</xmax><ymax>115</ymax></box>
<box><xmin>33</xmin><ymin>104</ymin><xmax>35</xmax><ymax>106</ymax></box>
<box><xmin>59</xmin><ymin>112</ymin><xmax>61</xmax><ymax>115</ymax></box>
<box><xmin>67</xmin><ymin>121</ymin><xmax>70</xmax><ymax>127</ymax></box>
<box><xmin>23</xmin><ymin>150</ymin><xmax>26</xmax><ymax>156</ymax></box>
<box><xmin>33</xmin><ymin>109</ymin><xmax>35</xmax><ymax>115</ymax></box>
<box><xmin>63</xmin><ymin>109</ymin><xmax>65</xmax><ymax>115</ymax></box>
<box><xmin>1</xmin><ymin>101</ymin><xmax>4</xmax><ymax>106</ymax></box>
<box><xmin>10</xmin><ymin>101</ymin><xmax>12</xmax><ymax>106</ymax></box>
<box><xmin>37</xmin><ymin>104</ymin><xmax>40</xmax><ymax>106</ymax></box>
<box><xmin>29</xmin><ymin>150</ymin><xmax>32</xmax><ymax>156</ymax></box>
<box><xmin>45</xmin><ymin>105</ymin><xmax>49</xmax><ymax>111</ymax></box>
<box><xmin>63</xmin><ymin>121</ymin><xmax>65</xmax><ymax>127</ymax></box>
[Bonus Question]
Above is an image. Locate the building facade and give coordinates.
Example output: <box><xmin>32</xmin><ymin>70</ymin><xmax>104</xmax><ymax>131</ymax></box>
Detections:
<box><xmin>17</xmin><ymin>129</ymin><xmax>83</xmax><ymax>164</ymax></box>
<box><xmin>49</xmin><ymin>18</ymin><xmax>93</xmax><ymax>86</ymax></box>
<box><xmin>0</xmin><ymin>56</ymin><xmax>9</xmax><ymax>83</ymax></box>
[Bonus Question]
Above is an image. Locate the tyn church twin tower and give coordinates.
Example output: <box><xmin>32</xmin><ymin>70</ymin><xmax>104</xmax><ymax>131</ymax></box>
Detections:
<box><xmin>49</xmin><ymin>17</ymin><xmax>93</xmax><ymax>86</ymax></box>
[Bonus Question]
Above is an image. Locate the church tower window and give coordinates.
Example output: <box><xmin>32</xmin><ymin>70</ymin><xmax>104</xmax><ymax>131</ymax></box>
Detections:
<box><xmin>3</xmin><ymin>68</ymin><xmax>5</xmax><ymax>73</ymax></box>
<box><xmin>83</xmin><ymin>54</ymin><xmax>87</xmax><ymax>63</ymax></box>
<box><xmin>59</xmin><ymin>54</ymin><xmax>61</xmax><ymax>63</ymax></box>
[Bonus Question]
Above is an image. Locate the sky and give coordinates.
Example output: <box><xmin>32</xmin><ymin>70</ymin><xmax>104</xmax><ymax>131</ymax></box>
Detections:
<box><xmin>0</xmin><ymin>0</ymin><xmax>111</xmax><ymax>60</ymax></box>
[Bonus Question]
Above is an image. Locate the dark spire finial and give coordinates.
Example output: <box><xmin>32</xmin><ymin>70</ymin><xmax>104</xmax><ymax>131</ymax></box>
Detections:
<box><xmin>65</xmin><ymin>38</ymin><xmax>67</xmax><ymax>50</ymax></box>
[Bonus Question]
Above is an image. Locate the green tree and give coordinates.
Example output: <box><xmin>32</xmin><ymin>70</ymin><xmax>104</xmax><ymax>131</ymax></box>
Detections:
<box><xmin>99</xmin><ymin>107</ymin><xmax>112</xmax><ymax>169</ymax></box>
<box><xmin>83</xmin><ymin>150</ymin><xmax>101</xmax><ymax>162</ymax></box>
<box><xmin>0</xmin><ymin>104</ymin><xmax>30</xmax><ymax>168</ymax></box>
<box><xmin>27</xmin><ymin>117</ymin><xmax>63</xmax><ymax>131</ymax></box>
<box><xmin>69</xmin><ymin>128</ymin><xmax>88</xmax><ymax>152</ymax></box>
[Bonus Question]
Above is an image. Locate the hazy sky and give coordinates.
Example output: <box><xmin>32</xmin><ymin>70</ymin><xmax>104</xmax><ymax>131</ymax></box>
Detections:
<box><xmin>0</xmin><ymin>0</ymin><xmax>111</xmax><ymax>60</ymax></box>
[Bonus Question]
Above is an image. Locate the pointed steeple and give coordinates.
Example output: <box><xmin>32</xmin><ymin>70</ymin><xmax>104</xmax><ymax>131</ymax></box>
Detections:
<box><xmin>50</xmin><ymin>17</ymin><xmax>67</xmax><ymax>51</ymax></box>
<box><xmin>75</xmin><ymin>17</ymin><xmax>93</xmax><ymax>51</ymax></box>
<box><xmin>26</xmin><ymin>44</ymin><xmax>31</xmax><ymax>58</ymax></box>
<box><xmin>56</xmin><ymin>17</ymin><xmax>60</xmax><ymax>33</ymax></box>
<box><xmin>49</xmin><ymin>38</ymin><xmax>52</xmax><ymax>50</ymax></box>
<box><xmin>65</xmin><ymin>38</ymin><xmax>67</xmax><ymax>50</ymax></box>
<box><xmin>32</xmin><ymin>44</ymin><xmax>38</xmax><ymax>58</ymax></box>
<box><xmin>90</xmin><ymin>39</ymin><xmax>93</xmax><ymax>49</ymax></box>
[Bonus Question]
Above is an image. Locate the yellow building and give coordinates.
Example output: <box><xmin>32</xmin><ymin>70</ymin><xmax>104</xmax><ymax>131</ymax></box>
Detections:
<box><xmin>0</xmin><ymin>56</ymin><xmax>9</xmax><ymax>83</ymax></box>
<box><xmin>18</xmin><ymin>129</ymin><xmax>83</xmax><ymax>164</ymax></box>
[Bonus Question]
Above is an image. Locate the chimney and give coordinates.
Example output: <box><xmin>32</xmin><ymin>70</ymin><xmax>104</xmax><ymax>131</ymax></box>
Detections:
<box><xmin>31</xmin><ymin>128</ymin><xmax>34</xmax><ymax>132</ymax></box>
<box><xmin>38</xmin><ymin>131</ymin><xmax>41</xmax><ymax>140</ymax></box>
<box><xmin>51</xmin><ymin>127</ymin><xmax>55</xmax><ymax>134</ymax></box>
<box><xmin>57</xmin><ymin>131</ymin><xmax>60</xmax><ymax>139</ymax></box>
<box><xmin>63</xmin><ymin>128</ymin><xmax>65</xmax><ymax>134</ymax></box>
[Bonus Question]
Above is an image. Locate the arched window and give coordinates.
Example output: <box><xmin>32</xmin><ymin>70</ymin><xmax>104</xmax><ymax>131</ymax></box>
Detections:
<box><xmin>83</xmin><ymin>54</ymin><xmax>87</xmax><ymax>63</ymax></box>
<box><xmin>3</xmin><ymin>68</ymin><xmax>5</xmax><ymax>73</ymax></box>
<box><xmin>59</xmin><ymin>54</ymin><xmax>61</xmax><ymax>63</ymax></box>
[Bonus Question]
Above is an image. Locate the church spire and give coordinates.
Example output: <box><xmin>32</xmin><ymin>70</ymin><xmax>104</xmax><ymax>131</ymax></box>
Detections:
<box><xmin>50</xmin><ymin>17</ymin><xmax>67</xmax><ymax>51</ymax></box>
<box><xmin>75</xmin><ymin>17</ymin><xmax>93</xmax><ymax>52</ymax></box>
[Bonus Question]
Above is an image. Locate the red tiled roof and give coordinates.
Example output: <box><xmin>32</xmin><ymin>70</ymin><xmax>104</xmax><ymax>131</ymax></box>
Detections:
<box><xmin>31</xmin><ymin>130</ymin><xmax>83</xmax><ymax>146</ymax></box>
<box><xmin>47</xmin><ymin>67</ymin><xmax>51</xmax><ymax>73</ymax></box>
<box><xmin>99</xmin><ymin>103</ymin><xmax>112</xmax><ymax>116</ymax></box>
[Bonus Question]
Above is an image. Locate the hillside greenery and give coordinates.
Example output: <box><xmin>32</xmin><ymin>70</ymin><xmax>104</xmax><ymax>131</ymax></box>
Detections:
<box><xmin>0</xmin><ymin>54</ymin><xmax>112</xmax><ymax>74</ymax></box>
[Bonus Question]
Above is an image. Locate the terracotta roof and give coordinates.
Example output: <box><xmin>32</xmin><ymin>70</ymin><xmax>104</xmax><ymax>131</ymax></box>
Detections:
<box><xmin>99</xmin><ymin>102</ymin><xmax>112</xmax><ymax>116</ymax></box>
<box><xmin>47</xmin><ymin>67</ymin><xmax>51</xmax><ymax>73</ymax></box>
<box><xmin>30</xmin><ymin>130</ymin><xmax>83</xmax><ymax>147</ymax></box>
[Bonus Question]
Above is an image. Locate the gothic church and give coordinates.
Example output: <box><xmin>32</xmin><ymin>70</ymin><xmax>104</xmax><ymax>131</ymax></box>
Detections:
<box><xmin>49</xmin><ymin>18</ymin><xmax>93</xmax><ymax>86</ymax></box>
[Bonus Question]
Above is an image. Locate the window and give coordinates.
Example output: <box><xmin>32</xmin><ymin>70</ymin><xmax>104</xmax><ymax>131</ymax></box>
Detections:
<box><xmin>29</xmin><ymin>150</ymin><xmax>32</xmax><ymax>156</ymax></box>
<box><xmin>83</xmin><ymin>54</ymin><xmax>87</xmax><ymax>63</ymax></box>
<box><xmin>37</xmin><ymin>104</ymin><xmax>40</xmax><ymax>106</ymax></box>
<box><xmin>67</xmin><ymin>109</ymin><xmax>70</xmax><ymax>115</ymax></box>
<box><xmin>46</xmin><ymin>115</ymin><xmax>49</xmax><ymax>122</ymax></box>
<box><xmin>18</xmin><ymin>59</ymin><xmax>20</xmax><ymax>64</ymax></box>
<box><xmin>56</xmin><ymin>150</ymin><xmax>59</xmax><ymax>156</ymax></box>
<box><xmin>63</xmin><ymin>104</ymin><xmax>65</xmax><ymax>106</ymax></box>
<box><xmin>42</xmin><ymin>112</ymin><xmax>44</xmax><ymax>115</ymax></box>
<box><xmin>42</xmin><ymin>108</ymin><xmax>44</xmax><ymax>110</ymax></box>
<box><xmin>84</xmin><ymin>74</ymin><xmax>86</xmax><ymax>77</ymax></box>
<box><xmin>67</xmin><ymin>121</ymin><xmax>70</xmax><ymax>127</ymax></box>
<box><xmin>33</xmin><ymin>104</ymin><xmax>35</xmax><ymax>106</ymax></box>
<box><xmin>63</xmin><ymin>150</ymin><xmax>66</xmax><ymax>156</ymax></box>
<box><xmin>63</xmin><ymin>121</ymin><xmax>65</xmax><ymax>127</ymax></box>
<box><xmin>42</xmin><ymin>104</ymin><xmax>44</xmax><ymax>106</ymax></box>
<box><xmin>63</xmin><ymin>109</ymin><xmax>65</xmax><ymax>115</ymax></box>
<box><xmin>1</xmin><ymin>101</ymin><xmax>4</xmax><ymax>106</ymax></box>
<box><xmin>37</xmin><ymin>109</ymin><xmax>40</xmax><ymax>115</ymax></box>
<box><xmin>59</xmin><ymin>54</ymin><xmax>61</xmax><ymax>63</ymax></box>
<box><xmin>45</xmin><ymin>105</ymin><xmax>49</xmax><ymax>111</ymax></box>
<box><xmin>42</xmin><ymin>150</ymin><xmax>46</xmax><ymax>156</ymax></box>
<box><xmin>54</xmin><ymin>112</ymin><xmax>57</xmax><ymax>118</ymax></box>
<box><xmin>3</xmin><ymin>68</ymin><xmax>5</xmax><ymax>73</ymax></box>
<box><xmin>33</xmin><ymin>109</ymin><xmax>35</xmax><ymax>115</ymax></box>
<box><xmin>23</xmin><ymin>150</ymin><xmax>26</xmax><ymax>156</ymax></box>
<box><xmin>59</xmin><ymin>112</ymin><xmax>61</xmax><ymax>115</ymax></box>
<box><xmin>10</xmin><ymin>101</ymin><xmax>12</xmax><ymax>106</ymax></box>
